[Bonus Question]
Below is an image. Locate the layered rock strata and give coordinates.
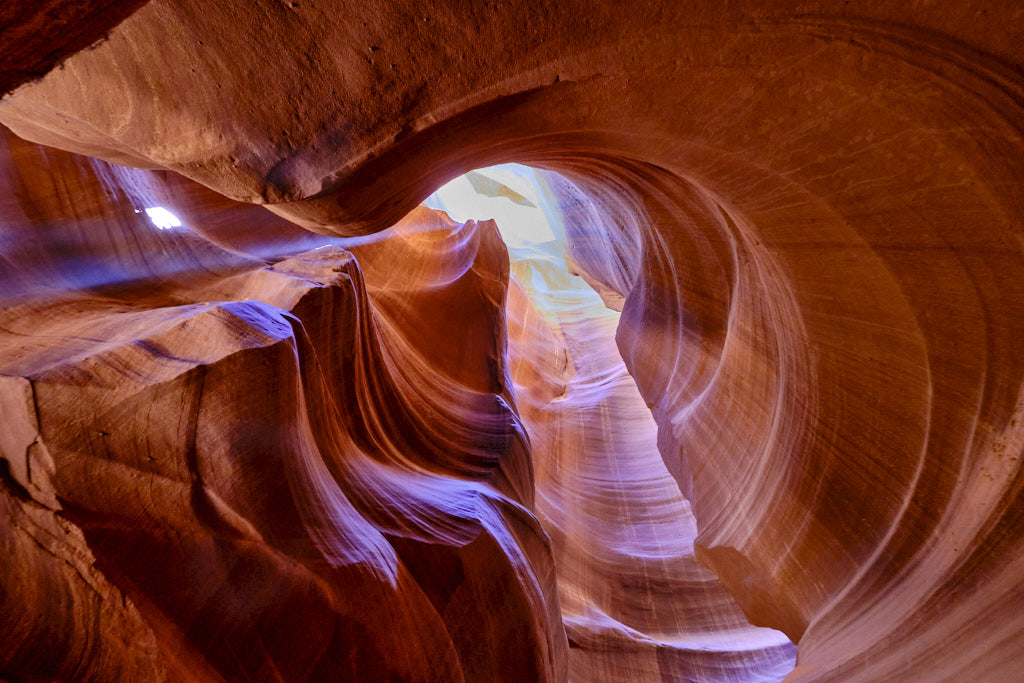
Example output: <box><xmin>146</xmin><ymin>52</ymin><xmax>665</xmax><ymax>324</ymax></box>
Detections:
<box><xmin>1</xmin><ymin>1</ymin><xmax>1023</xmax><ymax>681</ymax></box>
<box><xmin>0</xmin><ymin>129</ymin><xmax>567</xmax><ymax>680</ymax></box>
<box><xmin>503</xmin><ymin>203</ymin><xmax>796</xmax><ymax>680</ymax></box>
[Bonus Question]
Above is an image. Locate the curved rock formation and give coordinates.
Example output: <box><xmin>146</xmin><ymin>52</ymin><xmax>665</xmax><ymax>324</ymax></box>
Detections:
<box><xmin>498</xmin><ymin>179</ymin><xmax>795</xmax><ymax>680</ymax></box>
<box><xmin>2</xmin><ymin>1</ymin><xmax>1023</xmax><ymax>681</ymax></box>
<box><xmin>0</xmin><ymin>126</ymin><xmax>566</xmax><ymax>680</ymax></box>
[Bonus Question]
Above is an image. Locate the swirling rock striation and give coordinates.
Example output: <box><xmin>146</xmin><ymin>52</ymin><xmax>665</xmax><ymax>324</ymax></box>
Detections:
<box><xmin>0</xmin><ymin>129</ymin><xmax>567</xmax><ymax>680</ymax></box>
<box><xmin>1</xmin><ymin>1</ymin><xmax>1023</xmax><ymax>681</ymax></box>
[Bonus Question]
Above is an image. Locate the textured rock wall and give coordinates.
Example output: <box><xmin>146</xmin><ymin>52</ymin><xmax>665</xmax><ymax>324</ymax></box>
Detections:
<box><xmin>0</xmin><ymin>128</ymin><xmax>567</xmax><ymax>680</ymax></box>
<box><xmin>503</xmin><ymin>209</ymin><xmax>795</xmax><ymax>680</ymax></box>
<box><xmin>1</xmin><ymin>1</ymin><xmax>1023</xmax><ymax>681</ymax></box>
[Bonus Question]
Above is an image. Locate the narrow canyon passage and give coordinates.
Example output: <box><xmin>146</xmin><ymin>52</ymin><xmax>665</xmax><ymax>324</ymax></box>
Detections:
<box><xmin>425</xmin><ymin>166</ymin><xmax>796</xmax><ymax>680</ymax></box>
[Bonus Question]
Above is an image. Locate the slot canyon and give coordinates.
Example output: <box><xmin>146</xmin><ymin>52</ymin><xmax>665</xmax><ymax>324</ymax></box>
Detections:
<box><xmin>0</xmin><ymin>2</ymin><xmax>1022</xmax><ymax>681</ymax></box>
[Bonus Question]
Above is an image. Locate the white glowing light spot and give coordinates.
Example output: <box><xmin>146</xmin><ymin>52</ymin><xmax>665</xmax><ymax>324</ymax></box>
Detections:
<box><xmin>143</xmin><ymin>207</ymin><xmax>183</xmax><ymax>230</ymax></box>
<box><xmin>424</xmin><ymin>165</ymin><xmax>557</xmax><ymax>249</ymax></box>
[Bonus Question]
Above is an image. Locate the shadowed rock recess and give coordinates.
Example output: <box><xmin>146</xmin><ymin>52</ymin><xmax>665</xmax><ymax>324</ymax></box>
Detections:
<box><xmin>0</xmin><ymin>2</ymin><xmax>1021</xmax><ymax>682</ymax></box>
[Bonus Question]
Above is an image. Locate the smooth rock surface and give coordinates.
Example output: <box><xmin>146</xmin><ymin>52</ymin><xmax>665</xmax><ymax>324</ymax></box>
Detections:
<box><xmin>1</xmin><ymin>1</ymin><xmax>1023</xmax><ymax>681</ymax></box>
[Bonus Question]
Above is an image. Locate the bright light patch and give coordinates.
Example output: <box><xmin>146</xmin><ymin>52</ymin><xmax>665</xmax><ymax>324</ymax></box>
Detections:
<box><xmin>424</xmin><ymin>165</ymin><xmax>557</xmax><ymax>249</ymax></box>
<box><xmin>142</xmin><ymin>207</ymin><xmax>183</xmax><ymax>230</ymax></box>
<box><xmin>422</xmin><ymin>164</ymin><xmax>625</xmax><ymax>324</ymax></box>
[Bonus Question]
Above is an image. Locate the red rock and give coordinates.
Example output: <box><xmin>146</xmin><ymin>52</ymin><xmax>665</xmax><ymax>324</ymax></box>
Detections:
<box><xmin>1</xmin><ymin>2</ymin><xmax>1022</xmax><ymax>681</ymax></box>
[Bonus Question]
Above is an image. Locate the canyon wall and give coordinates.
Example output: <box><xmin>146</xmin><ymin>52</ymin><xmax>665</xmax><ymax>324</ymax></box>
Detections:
<box><xmin>1</xmin><ymin>1</ymin><xmax>1023</xmax><ymax>681</ymax></box>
